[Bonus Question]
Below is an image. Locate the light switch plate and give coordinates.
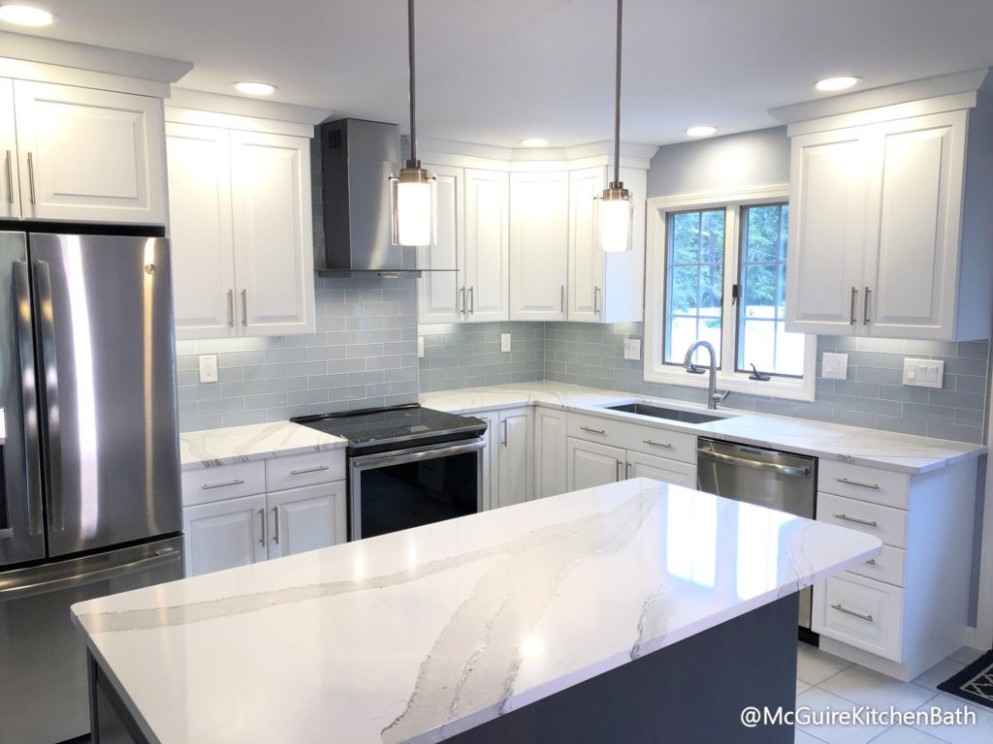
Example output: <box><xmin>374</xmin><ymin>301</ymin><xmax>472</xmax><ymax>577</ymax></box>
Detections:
<box><xmin>198</xmin><ymin>354</ymin><xmax>218</xmax><ymax>383</ymax></box>
<box><xmin>500</xmin><ymin>333</ymin><xmax>511</xmax><ymax>353</ymax></box>
<box><xmin>417</xmin><ymin>336</ymin><xmax>425</xmax><ymax>358</ymax></box>
<box><xmin>822</xmin><ymin>352</ymin><xmax>848</xmax><ymax>380</ymax></box>
<box><xmin>623</xmin><ymin>338</ymin><xmax>641</xmax><ymax>361</ymax></box>
<box><xmin>903</xmin><ymin>358</ymin><xmax>944</xmax><ymax>388</ymax></box>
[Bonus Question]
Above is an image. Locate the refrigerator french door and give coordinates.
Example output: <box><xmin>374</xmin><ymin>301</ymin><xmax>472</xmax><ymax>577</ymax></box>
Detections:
<box><xmin>0</xmin><ymin>229</ymin><xmax>184</xmax><ymax>743</ymax></box>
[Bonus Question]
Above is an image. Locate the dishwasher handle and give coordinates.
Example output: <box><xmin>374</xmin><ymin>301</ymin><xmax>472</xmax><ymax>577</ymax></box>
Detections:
<box><xmin>698</xmin><ymin>448</ymin><xmax>811</xmax><ymax>478</ymax></box>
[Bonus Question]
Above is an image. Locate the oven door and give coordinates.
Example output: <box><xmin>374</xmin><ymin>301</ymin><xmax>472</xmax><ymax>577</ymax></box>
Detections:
<box><xmin>349</xmin><ymin>437</ymin><xmax>485</xmax><ymax>540</ymax></box>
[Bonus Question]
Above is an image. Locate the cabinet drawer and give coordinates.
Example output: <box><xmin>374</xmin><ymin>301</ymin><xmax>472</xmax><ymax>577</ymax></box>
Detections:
<box><xmin>813</xmin><ymin>573</ymin><xmax>904</xmax><ymax>661</ymax></box>
<box><xmin>182</xmin><ymin>461</ymin><xmax>266</xmax><ymax>506</ymax></box>
<box><xmin>818</xmin><ymin>492</ymin><xmax>907</xmax><ymax>548</ymax></box>
<box><xmin>266</xmin><ymin>451</ymin><xmax>346</xmax><ymax>492</ymax></box>
<box><xmin>819</xmin><ymin>460</ymin><xmax>909</xmax><ymax>508</ymax></box>
<box><xmin>567</xmin><ymin>412</ymin><xmax>696</xmax><ymax>465</ymax></box>
<box><xmin>845</xmin><ymin>544</ymin><xmax>906</xmax><ymax>587</ymax></box>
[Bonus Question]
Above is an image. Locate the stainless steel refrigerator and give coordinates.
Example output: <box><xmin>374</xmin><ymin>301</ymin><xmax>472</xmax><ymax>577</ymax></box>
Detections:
<box><xmin>0</xmin><ymin>229</ymin><xmax>185</xmax><ymax>743</ymax></box>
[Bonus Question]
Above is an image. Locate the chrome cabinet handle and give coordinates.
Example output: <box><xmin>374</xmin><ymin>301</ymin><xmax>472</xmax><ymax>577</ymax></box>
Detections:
<box><xmin>625</xmin><ymin>462</ymin><xmax>631</xmax><ymax>479</ymax></box>
<box><xmin>501</xmin><ymin>419</ymin><xmax>508</xmax><ymax>447</ymax></box>
<box><xmin>13</xmin><ymin>262</ymin><xmax>43</xmax><ymax>536</ymax></box>
<box><xmin>642</xmin><ymin>439</ymin><xmax>672</xmax><ymax>449</ymax></box>
<box><xmin>833</xmin><ymin>513</ymin><xmax>879</xmax><ymax>528</ymax></box>
<box><xmin>560</xmin><ymin>285</ymin><xmax>565</xmax><ymax>313</ymax></box>
<box><xmin>258</xmin><ymin>508</ymin><xmax>266</xmax><ymax>547</ymax></box>
<box><xmin>241</xmin><ymin>289</ymin><xmax>248</xmax><ymax>326</ymax></box>
<box><xmin>849</xmin><ymin>287</ymin><xmax>857</xmax><ymax>325</ymax></box>
<box><xmin>615</xmin><ymin>460</ymin><xmax>623</xmax><ymax>481</ymax></box>
<box><xmin>201</xmin><ymin>478</ymin><xmax>245</xmax><ymax>490</ymax></box>
<box><xmin>863</xmin><ymin>286</ymin><xmax>871</xmax><ymax>325</ymax></box>
<box><xmin>4</xmin><ymin>150</ymin><xmax>13</xmax><ymax>204</ymax></box>
<box><xmin>831</xmin><ymin>603</ymin><xmax>874</xmax><ymax>623</ymax></box>
<box><xmin>272</xmin><ymin>506</ymin><xmax>279</xmax><ymax>544</ymax></box>
<box><xmin>459</xmin><ymin>287</ymin><xmax>465</xmax><ymax>315</ymax></box>
<box><xmin>290</xmin><ymin>465</ymin><xmax>330</xmax><ymax>476</ymax></box>
<box><xmin>32</xmin><ymin>260</ymin><xmax>63</xmax><ymax>531</ymax></box>
<box><xmin>835</xmin><ymin>477</ymin><xmax>880</xmax><ymax>490</ymax></box>
<box><xmin>27</xmin><ymin>151</ymin><xmax>36</xmax><ymax>205</ymax></box>
<box><xmin>227</xmin><ymin>289</ymin><xmax>234</xmax><ymax>327</ymax></box>
<box><xmin>468</xmin><ymin>286</ymin><xmax>474</xmax><ymax>315</ymax></box>
<box><xmin>579</xmin><ymin>426</ymin><xmax>606</xmax><ymax>435</ymax></box>
<box><xmin>594</xmin><ymin>286</ymin><xmax>601</xmax><ymax>314</ymax></box>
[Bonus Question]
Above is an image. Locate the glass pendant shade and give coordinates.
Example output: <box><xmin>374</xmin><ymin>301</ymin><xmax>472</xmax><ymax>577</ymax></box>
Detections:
<box><xmin>598</xmin><ymin>183</ymin><xmax>633</xmax><ymax>253</ymax></box>
<box><xmin>391</xmin><ymin>164</ymin><xmax>436</xmax><ymax>246</ymax></box>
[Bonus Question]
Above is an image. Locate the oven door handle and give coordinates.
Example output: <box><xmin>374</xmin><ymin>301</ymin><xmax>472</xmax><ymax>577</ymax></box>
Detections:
<box><xmin>350</xmin><ymin>437</ymin><xmax>486</xmax><ymax>470</ymax></box>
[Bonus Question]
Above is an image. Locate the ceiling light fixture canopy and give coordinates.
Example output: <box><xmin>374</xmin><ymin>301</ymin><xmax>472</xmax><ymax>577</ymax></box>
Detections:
<box><xmin>391</xmin><ymin>0</ymin><xmax>436</xmax><ymax>247</ymax></box>
<box><xmin>597</xmin><ymin>0</ymin><xmax>633</xmax><ymax>253</ymax></box>
<box><xmin>0</xmin><ymin>4</ymin><xmax>54</xmax><ymax>26</ymax></box>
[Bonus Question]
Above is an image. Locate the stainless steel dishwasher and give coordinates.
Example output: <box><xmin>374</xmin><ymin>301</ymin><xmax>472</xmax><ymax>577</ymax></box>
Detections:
<box><xmin>696</xmin><ymin>437</ymin><xmax>817</xmax><ymax>630</ymax></box>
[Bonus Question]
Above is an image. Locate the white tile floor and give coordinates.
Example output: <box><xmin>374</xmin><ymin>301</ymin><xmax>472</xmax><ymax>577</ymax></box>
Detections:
<box><xmin>794</xmin><ymin>643</ymin><xmax>993</xmax><ymax>744</ymax></box>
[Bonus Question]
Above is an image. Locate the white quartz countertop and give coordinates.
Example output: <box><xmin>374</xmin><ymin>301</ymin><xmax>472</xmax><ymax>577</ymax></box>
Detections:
<box><xmin>421</xmin><ymin>382</ymin><xmax>985</xmax><ymax>474</ymax></box>
<box><xmin>72</xmin><ymin>478</ymin><xmax>879</xmax><ymax>744</ymax></box>
<box><xmin>179</xmin><ymin>421</ymin><xmax>346</xmax><ymax>471</ymax></box>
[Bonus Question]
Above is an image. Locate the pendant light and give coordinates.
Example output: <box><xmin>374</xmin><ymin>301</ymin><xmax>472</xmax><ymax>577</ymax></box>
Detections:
<box><xmin>597</xmin><ymin>0</ymin><xmax>633</xmax><ymax>253</ymax></box>
<box><xmin>391</xmin><ymin>0</ymin><xmax>436</xmax><ymax>247</ymax></box>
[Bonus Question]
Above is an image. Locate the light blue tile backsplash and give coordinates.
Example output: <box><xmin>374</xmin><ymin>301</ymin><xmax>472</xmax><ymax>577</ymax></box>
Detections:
<box><xmin>418</xmin><ymin>322</ymin><xmax>545</xmax><ymax>392</ymax></box>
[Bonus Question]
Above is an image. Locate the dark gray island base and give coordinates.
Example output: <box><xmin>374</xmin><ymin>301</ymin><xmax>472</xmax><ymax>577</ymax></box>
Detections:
<box><xmin>88</xmin><ymin>596</ymin><xmax>798</xmax><ymax>744</ymax></box>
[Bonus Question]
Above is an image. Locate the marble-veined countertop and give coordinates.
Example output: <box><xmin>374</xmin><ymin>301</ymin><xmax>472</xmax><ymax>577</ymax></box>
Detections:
<box><xmin>71</xmin><ymin>478</ymin><xmax>880</xmax><ymax>744</ymax></box>
<box><xmin>179</xmin><ymin>421</ymin><xmax>346</xmax><ymax>471</ymax></box>
<box><xmin>420</xmin><ymin>382</ymin><xmax>985</xmax><ymax>474</ymax></box>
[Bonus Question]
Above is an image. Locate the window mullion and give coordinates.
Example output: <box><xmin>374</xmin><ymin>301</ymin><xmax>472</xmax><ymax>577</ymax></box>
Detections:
<box><xmin>721</xmin><ymin>205</ymin><xmax>739</xmax><ymax>376</ymax></box>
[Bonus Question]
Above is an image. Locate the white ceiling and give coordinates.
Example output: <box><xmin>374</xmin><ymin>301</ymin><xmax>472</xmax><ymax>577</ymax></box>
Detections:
<box><xmin>10</xmin><ymin>0</ymin><xmax>993</xmax><ymax>148</ymax></box>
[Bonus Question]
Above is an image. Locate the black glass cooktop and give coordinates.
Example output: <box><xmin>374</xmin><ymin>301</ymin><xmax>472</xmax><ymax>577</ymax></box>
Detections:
<box><xmin>291</xmin><ymin>404</ymin><xmax>487</xmax><ymax>453</ymax></box>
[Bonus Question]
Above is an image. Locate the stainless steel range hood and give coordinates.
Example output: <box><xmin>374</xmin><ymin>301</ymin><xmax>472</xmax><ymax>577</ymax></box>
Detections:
<box><xmin>315</xmin><ymin>118</ymin><xmax>422</xmax><ymax>278</ymax></box>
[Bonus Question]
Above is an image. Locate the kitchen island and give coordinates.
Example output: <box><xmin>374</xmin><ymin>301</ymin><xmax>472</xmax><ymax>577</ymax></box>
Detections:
<box><xmin>72</xmin><ymin>478</ymin><xmax>880</xmax><ymax>743</ymax></box>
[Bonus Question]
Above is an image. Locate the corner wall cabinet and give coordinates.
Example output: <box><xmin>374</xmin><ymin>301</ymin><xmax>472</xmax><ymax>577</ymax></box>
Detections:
<box><xmin>181</xmin><ymin>450</ymin><xmax>346</xmax><ymax>576</ymax></box>
<box><xmin>1</xmin><ymin>77</ymin><xmax>166</xmax><ymax>223</ymax></box>
<box><xmin>786</xmin><ymin>103</ymin><xmax>993</xmax><ymax>341</ymax></box>
<box><xmin>166</xmin><ymin>114</ymin><xmax>316</xmax><ymax>340</ymax></box>
<box><xmin>510</xmin><ymin>171</ymin><xmax>569</xmax><ymax>321</ymax></box>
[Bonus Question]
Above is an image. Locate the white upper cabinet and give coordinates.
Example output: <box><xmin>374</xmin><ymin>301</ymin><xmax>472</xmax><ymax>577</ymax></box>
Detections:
<box><xmin>416</xmin><ymin>164</ymin><xmax>463</xmax><ymax>324</ymax></box>
<box><xmin>510</xmin><ymin>171</ymin><xmax>569</xmax><ymax>320</ymax></box>
<box><xmin>462</xmin><ymin>168</ymin><xmax>510</xmax><ymax>322</ymax></box>
<box><xmin>786</xmin><ymin>105</ymin><xmax>991</xmax><ymax>341</ymax></box>
<box><xmin>166</xmin><ymin>114</ymin><xmax>316</xmax><ymax>340</ymax></box>
<box><xmin>4</xmin><ymin>79</ymin><xmax>166</xmax><ymax>224</ymax></box>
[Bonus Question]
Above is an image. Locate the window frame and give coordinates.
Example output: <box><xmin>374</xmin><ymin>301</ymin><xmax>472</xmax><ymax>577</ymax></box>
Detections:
<box><xmin>644</xmin><ymin>185</ymin><xmax>816</xmax><ymax>401</ymax></box>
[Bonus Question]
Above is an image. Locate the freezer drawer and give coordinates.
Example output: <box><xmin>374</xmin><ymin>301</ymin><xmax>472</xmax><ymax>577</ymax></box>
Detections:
<box><xmin>0</xmin><ymin>535</ymin><xmax>184</xmax><ymax>743</ymax></box>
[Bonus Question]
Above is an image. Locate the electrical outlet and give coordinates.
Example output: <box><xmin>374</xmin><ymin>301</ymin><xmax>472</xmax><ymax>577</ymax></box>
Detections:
<box><xmin>821</xmin><ymin>352</ymin><xmax>848</xmax><ymax>380</ymax></box>
<box><xmin>198</xmin><ymin>354</ymin><xmax>218</xmax><ymax>383</ymax></box>
<box><xmin>623</xmin><ymin>338</ymin><xmax>641</xmax><ymax>361</ymax></box>
<box><xmin>903</xmin><ymin>358</ymin><xmax>944</xmax><ymax>388</ymax></box>
<box><xmin>417</xmin><ymin>336</ymin><xmax>425</xmax><ymax>358</ymax></box>
<box><xmin>501</xmin><ymin>333</ymin><xmax>511</xmax><ymax>353</ymax></box>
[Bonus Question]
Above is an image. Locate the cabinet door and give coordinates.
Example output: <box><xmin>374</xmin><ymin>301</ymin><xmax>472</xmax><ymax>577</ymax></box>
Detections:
<box><xmin>493</xmin><ymin>408</ymin><xmax>532</xmax><ymax>509</ymax></box>
<box><xmin>475</xmin><ymin>411</ymin><xmax>497</xmax><ymax>510</ymax></box>
<box><xmin>166</xmin><ymin>122</ymin><xmax>237</xmax><ymax>340</ymax></box>
<box><xmin>626</xmin><ymin>451</ymin><xmax>697</xmax><ymax>488</ymax></box>
<box><xmin>534</xmin><ymin>407</ymin><xmax>567</xmax><ymax>499</ymax></box>
<box><xmin>568</xmin><ymin>167</ymin><xmax>607</xmax><ymax>322</ymax></box>
<box><xmin>183</xmin><ymin>494</ymin><xmax>267</xmax><ymax>576</ymax></box>
<box><xmin>417</xmin><ymin>164</ymin><xmax>464</xmax><ymax>324</ymax></box>
<box><xmin>13</xmin><ymin>81</ymin><xmax>166</xmax><ymax>223</ymax></box>
<box><xmin>0</xmin><ymin>78</ymin><xmax>19</xmax><ymax>219</ymax></box>
<box><xmin>567</xmin><ymin>437</ymin><xmax>624</xmax><ymax>491</ymax></box>
<box><xmin>864</xmin><ymin>112</ymin><xmax>966</xmax><ymax>339</ymax></box>
<box><xmin>229</xmin><ymin>130</ymin><xmax>316</xmax><ymax>336</ymax></box>
<box><xmin>463</xmin><ymin>169</ymin><xmax>509</xmax><ymax>322</ymax></box>
<box><xmin>509</xmin><ymin>171</ymin><xmax>568</xmax><ymax>320</ymax></box>
<box><xmin>785</xmin><ymin>130</ymin><xmax>868</xmax><ymax>335</ymax></box>
<box><xmin>267</xmin><ymin>482</ymin><xmax>346</xmax><ymax>560</ymax></box>
<box><xmin>601</xmin><ymin>166</ymin><xmax>646</xmax><ymax>323</ymax></box>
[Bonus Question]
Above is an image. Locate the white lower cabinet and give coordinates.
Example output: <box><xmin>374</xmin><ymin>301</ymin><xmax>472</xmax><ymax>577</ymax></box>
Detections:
<box><xmin>489</xmin><ymin>407</ymin><xmax>533</xmax><ymax>510</ymax></box>
<box><xmin>567</xmin><ymin>438</ymin><xmax>625</xmax><ymax>491</ymax></box>
<box><xmin>533</xmin><ymin>407</ymin><xmax>568</xmax><ymax>499</ymax></box>
<box><xmin>182</xmin><ymin>451</ymin><xmax>346</xmax><ymax>577</ymax></box>
<box><xmin>626</xmin><ymin>451</ymin><xmax>697</xmax><ymax>488</ymax></box>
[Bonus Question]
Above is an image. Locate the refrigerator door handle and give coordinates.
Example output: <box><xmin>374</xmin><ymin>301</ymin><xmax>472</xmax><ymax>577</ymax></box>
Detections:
<box><xmin>32</xmin><ymin>259</ymin><xmax>64</xmax><ymax>532</ymax></box>
<box><xmin>0</xmin><ymin>548</ymin><xmax>182</xmax><ymax>602</ymax></box>
<box><xmin>13</xmin><ymin>261</ymin><xmax>44</xmax><ymax>537</ymax></box>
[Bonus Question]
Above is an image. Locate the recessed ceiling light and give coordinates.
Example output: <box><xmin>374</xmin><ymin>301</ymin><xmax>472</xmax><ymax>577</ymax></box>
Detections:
<box><xmin>815</xmin><ymin>76</ymin><xmax>861</xmax><ymax>93</ymax></box>
<box><xmin>233</xmin><ymin>81</ymin><xmax>276</xmax><ymax>96</ymax></box>
<box><xmin>0</xmin><ymin>4</ymin><xmax>54</xmax><ymax>26</ymax></box>
<box><xmin>686</xmin><ymin>126</ymin><xmax>717</xmax><ymax>138</ymax></box>
<box><xmin>519</xmin><ymin>138</ymin><xmax>549</xmax><ymax>148</ymax></box>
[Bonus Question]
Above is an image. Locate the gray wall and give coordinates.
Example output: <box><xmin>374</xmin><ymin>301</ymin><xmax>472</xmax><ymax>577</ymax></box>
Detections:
<box><xmin>419</xmin><ymin>322</ymin><xmax>545</xmax><ymax>392</ymax></box>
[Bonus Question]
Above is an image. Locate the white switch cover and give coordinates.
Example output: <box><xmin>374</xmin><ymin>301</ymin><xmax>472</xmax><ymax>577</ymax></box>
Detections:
<box><xmin>623</xmin><ymin>338</ymin><xmax>642</xmax><ymax>360</ymax></box>
<box><xmin>822</xmin><ymin>352</ymin><xmax>848</xmax><ymax>380</ymax></box>
<box><xmin>500</xmin><ymin>333</ymin><xmax>511</xmax><ymax>352</ymax></box>
<box><xmin>417</xmin><ymin>336</ymin><xmax>425</xmax><ymax>358</ymax></box>
<box><xmin>198</xmin><ymin>354</ymin><xmax>218</xmax><ymax>383</ymax></box>
<box><xmin>903</xmin><ymin>358</ymin><xmax>944</xmax><ymax>388</ymax></box>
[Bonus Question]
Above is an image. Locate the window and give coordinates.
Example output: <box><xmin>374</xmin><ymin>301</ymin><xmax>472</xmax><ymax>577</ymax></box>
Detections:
<box><xmin>645</xmin><ymin>187</ymin><xmax>815</xmax><ymax>401</ymax></box>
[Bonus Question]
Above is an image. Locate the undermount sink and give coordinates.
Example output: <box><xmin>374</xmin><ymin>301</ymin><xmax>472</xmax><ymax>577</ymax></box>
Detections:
<box><xmin>605</xmin><ymin>402</ymin><xmax>730</xmax><ymax>425</ymax></box>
